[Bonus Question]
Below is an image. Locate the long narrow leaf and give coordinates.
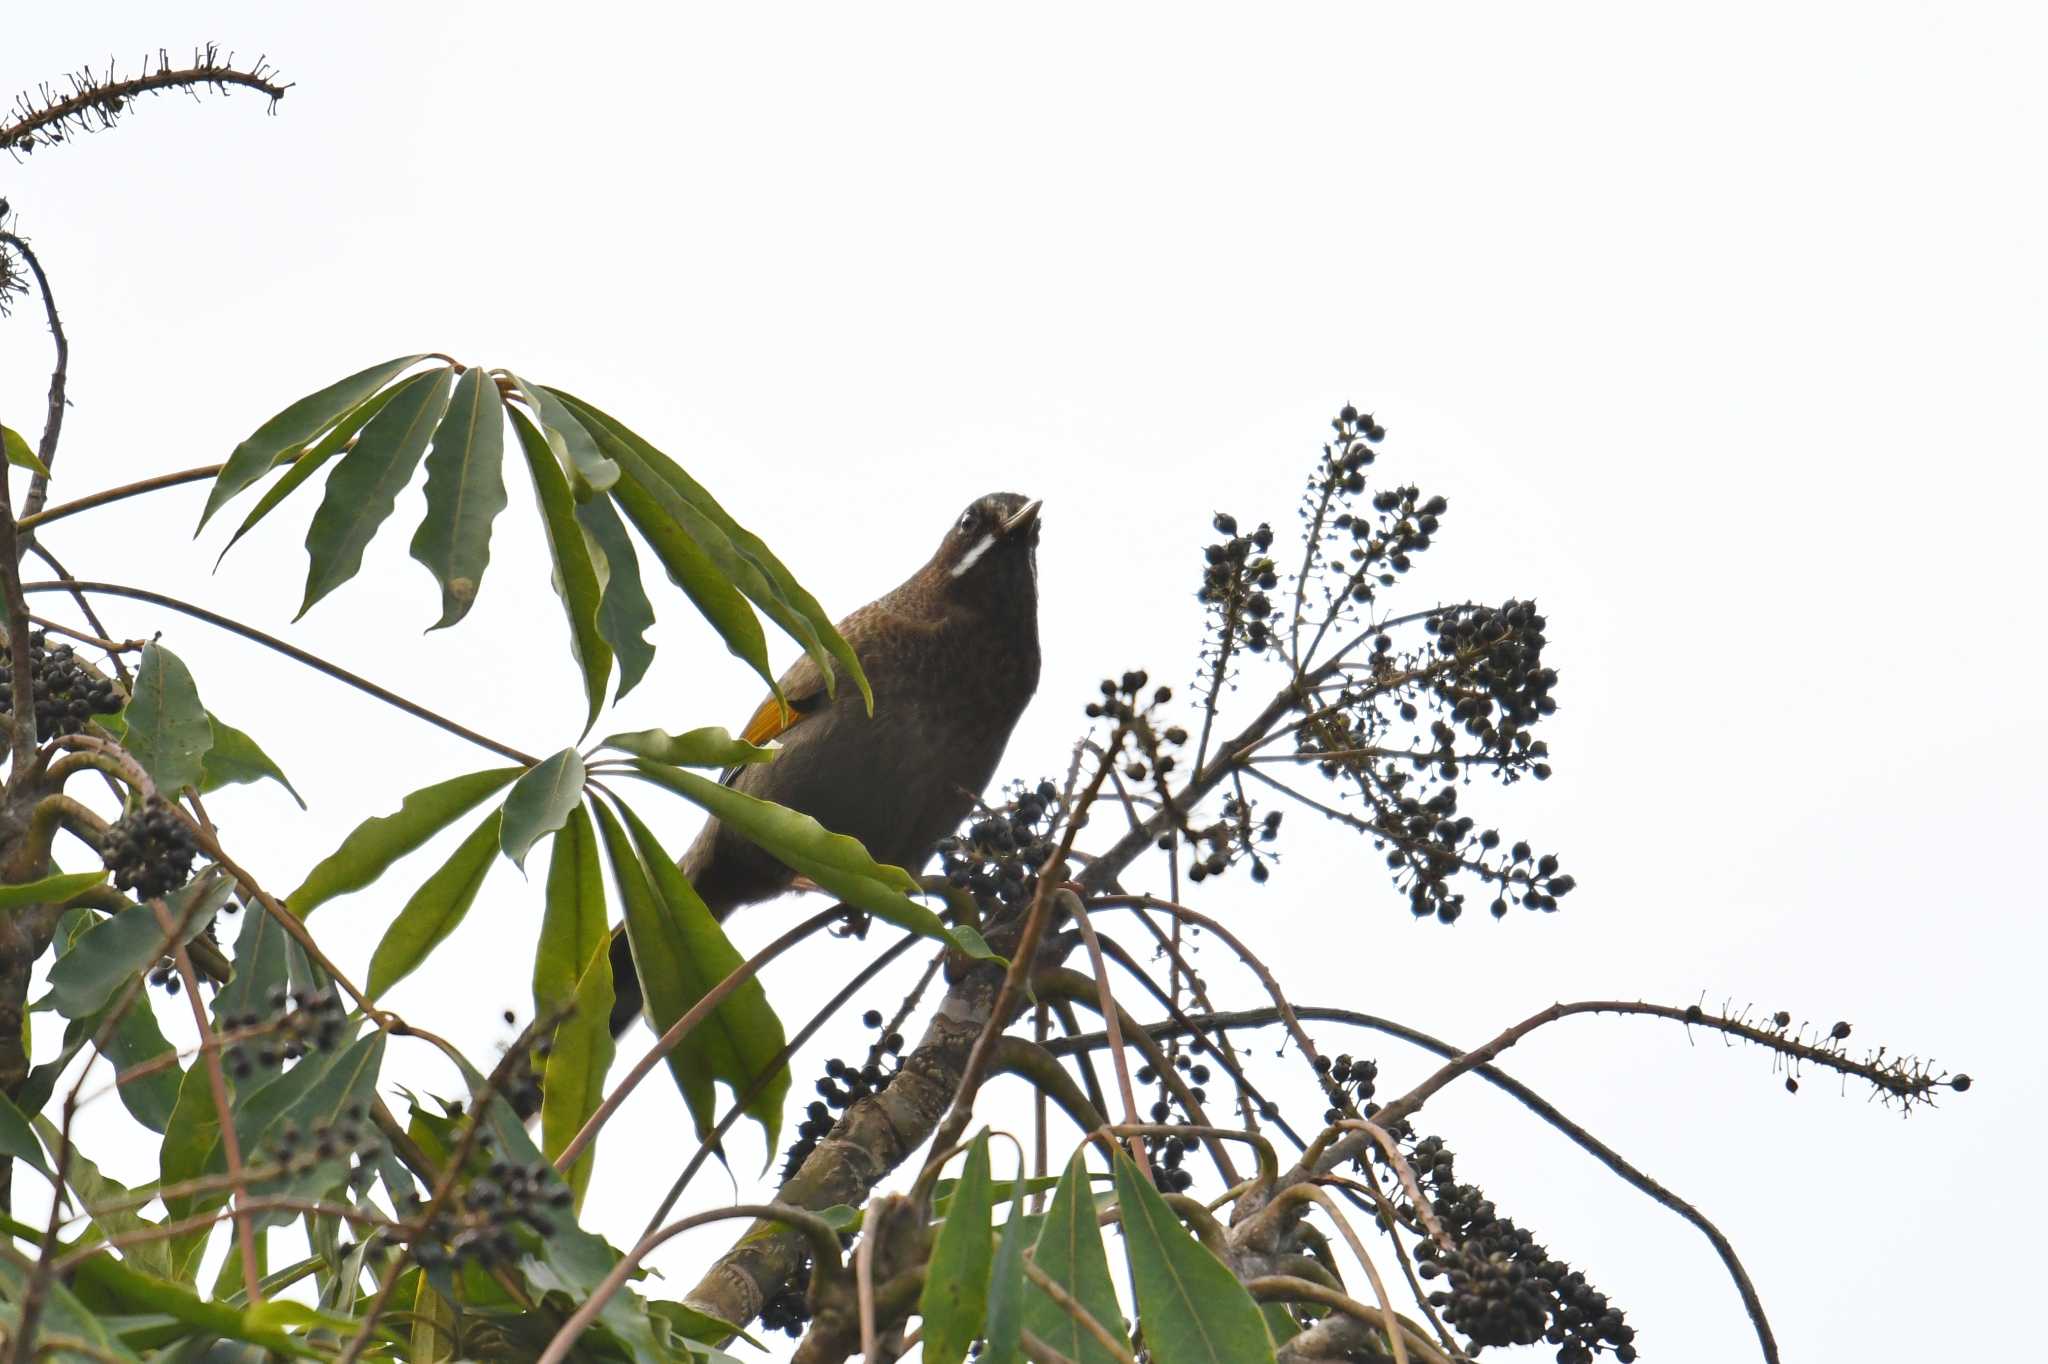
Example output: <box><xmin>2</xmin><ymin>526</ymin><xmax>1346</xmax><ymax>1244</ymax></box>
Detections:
<box><xmin>610</xmin><ymin>473</ymin><xmax>778</xmax><ymax>700</ymax></box>
<box><xmin>598</xmin><ymin>726</ymin><xmax>776</xmax><ymax>769</ymax></box>
<box><xmin>984</xmin><ymin>1199</ymin><xmax>1031</xmax><ymax>1364</ymax></box>
<box><xmin>216</xmin><ymin>374</ymin><xmax>424</xmax><ymax>561</ymax></box>
<box><xmin>1024</xmin><ymin>1151</ymin><xmax>1129</xmax><ymax>1363</ymax></box>
<box><xmin>409</xmin><ymin>365</ymin><xmax>510</xmax><ymax>628</ymax></box>
<box><xmin>1112</xmin><ymin>1149</ymin><xmax>1276</xmax><ymax>1364</ymax></box>
<box><xmin>542</xmin><ymin>940</ymin><xmax>615</xmax><ymax>1207</ymax></box>
<box><xmin>511</xmin><ymin>372</ymin><xmax>619</xmax><ymax>494</ymax></box>
<box><xmin>534</xmin><ymin>807</ymin><xmax>608</xmax><ymax>1014</ymax></box>
<box><xmin>626</xmin><ymin>760</ymin><xmax>996</xmax><ymax>959</ymax></box>
<box><xmin>591</xmin><ymin>800</ymin><xmax>788</xmax><ymax>1146</ymax></box>
<box><xmin>921</xmin><ymin>1132</ymin><xmax>995</xmax><ymax>1364</ymax></box>
<box><xmin>510</xmin><ymin>408</ymin><xmax>612</xmax><ymax>729</ymax></box>
<box><xmin>287</xmin><ymin>766</ymin><xmax>521</xmax><ymax>915</ymax></box>
<box><xmin>0</xmin><ymin>868</ymin><xmax>106</xmax><ymax>911</ymax></box>
<box><xmin>200</xmin><ymin>354</ymin><xmax>429</xmax><ymax>531</ymax></box>
<box><xmin>298</xmin><ymin>366</ymin><xmax>456</xmax><ymax>617</ymax></box>
<box><xmin>574</xmin><ymin>491</ymin><xmax>658</xmax><ymax>699</ymax></box>
<box><xmin>550</xmin><ymin>389</ymin><xmax>871</xmax><ymax>712</ymax></box>
<box><xmin>365</xmin><ymin>809</ymin><xmax>503</xmax><ymax>997</ymax></box>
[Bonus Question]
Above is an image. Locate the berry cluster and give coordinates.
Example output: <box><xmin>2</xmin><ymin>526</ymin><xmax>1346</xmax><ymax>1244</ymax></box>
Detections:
<box><xmin>268</xmin><ymin>1102</ymin><xmax>381</xmax><ymax>1192</ymax></box>
<box><xmin>1423</xmin><ymin>600</ymin><xmax>1558</xmax><ymax>774</ymax></box>
<box><xmin>781</xmin><ymin>1010</ymin><xmax>905</xmax><ymax>1182</ymax></box>
<box><xmin>0</xmin><ymin>632</ymin><xmax>121</xmax><ymax>740</ymax></box>
<box><xmin>1199</xmin><ymin>515</ymin><xmax>1281</xmax><ymax>655</ymax></box>
<box><xmin>1313</xmin><ymin>1051</ymin><xmax>1378</xmax><ymax>1123</ymax></box>
<box><xmin>760</xmin><ymin>1258</ymin><xmax>815</xmax><ymax>1338</ymax></box>
<box><xmin>935</xmin><ymin>779</ymin><xmax>1065</xmax><ymax>910</ymax></box>
<box><xmin>1399</xmin><ymin>1135</ymin><xmax>1634</xmax><ymax>1362</ymax></box>
<box><xmin>223</xmin><ymin>983</ymin><xmax>348</xmax><ymax>1080</ymax></box>
<box><xmin>1135</xmin><ymin>1044</ymin><xmax>1216</xmax><ymax>1193</ymax></box>
<box><xmin>404</xmin><ymin>1151</ymin><xmax>574</xmax><ymax>1268</ymax></box>
<box><xmin>103</xmin><ymin>799</ymin><xmax>198</xmax><ymax>901</ymax></box>
<box><xmin>1183</xmin><ymin>794</ymin><xmax>1282</xmax><ymax>885</ymax></box>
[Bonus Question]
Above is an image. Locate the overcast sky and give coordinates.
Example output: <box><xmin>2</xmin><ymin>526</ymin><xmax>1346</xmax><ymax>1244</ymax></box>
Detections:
<box><xmin>5</xmin><ymin>4</ymin><xmax>2043</xmax><ymax>1361</ymax></box>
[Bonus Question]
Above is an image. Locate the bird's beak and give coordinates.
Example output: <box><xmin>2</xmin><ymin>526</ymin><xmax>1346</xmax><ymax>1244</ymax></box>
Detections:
<box><xmin>1000</xmin><ymin>499</ymin><xmax>1042</xmax><ymax>536</ymax></box>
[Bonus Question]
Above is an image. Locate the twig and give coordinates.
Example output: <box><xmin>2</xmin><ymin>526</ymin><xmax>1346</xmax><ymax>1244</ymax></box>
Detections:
<box><xmin>0</xmin><ymin>231</ymin><xmax>67</xmax><ymax>519</ymax></box>
<box><xmin>1064</xmin><ymin>902</ymin><xmax>1150</xmax><ymax>1180</ymax></box>
<box><xmin>150</xmin><ymin>896</ymin><xmax>262</xmax><ymax>1303</ymax></box>
<box><xmin>17</xmin><ymin>464</ymin><xmax>224</xmax><ymax>533</ymax></box>
<box><xmin>1019</xmin><ymin>1257</ymin><xmax>1138</xmax><ymax>1364</ymax></box>
<box><xmin>20</xmin><ymin>580</ymin><xmax>538</xmax><ymax>765</ymax></box>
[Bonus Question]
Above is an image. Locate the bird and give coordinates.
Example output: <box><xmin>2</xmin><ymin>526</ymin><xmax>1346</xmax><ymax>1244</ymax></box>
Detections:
<box><xmin>608</xmin><ymin>491</ymin><xmax>1043</xmax><ymax>1035</ymax></box>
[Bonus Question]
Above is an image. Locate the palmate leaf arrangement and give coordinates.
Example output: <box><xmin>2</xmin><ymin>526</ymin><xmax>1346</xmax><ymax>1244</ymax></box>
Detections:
<box><xmin>0</xmin><ymin>49</ymin><xmax>1972</xmax><ymax>1364</ymax></box>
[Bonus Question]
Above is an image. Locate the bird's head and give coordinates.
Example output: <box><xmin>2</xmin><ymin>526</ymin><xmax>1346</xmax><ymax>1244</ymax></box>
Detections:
<box><xmin>928</xmin><ymin>492</ymin><xmax>1041</xmax><ymax>606</ymax></box>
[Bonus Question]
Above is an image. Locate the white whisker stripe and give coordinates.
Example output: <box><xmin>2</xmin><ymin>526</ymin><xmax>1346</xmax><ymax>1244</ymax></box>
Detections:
<box><xmin>951</xmin><ymin>531</ymin><xmax>997</xmax><ymax>577</ymax></box>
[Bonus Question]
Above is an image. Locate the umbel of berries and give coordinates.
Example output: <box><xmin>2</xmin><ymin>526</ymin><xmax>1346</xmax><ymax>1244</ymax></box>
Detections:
<box><xmin>103</xmin><ymin>799</ymin><xmax>199</xmax><ymax>900</ymax></box>
<box><xmin>0</xmin><ymin>632</ymin><xmax>121</xmax><ymax>739</ymax></box>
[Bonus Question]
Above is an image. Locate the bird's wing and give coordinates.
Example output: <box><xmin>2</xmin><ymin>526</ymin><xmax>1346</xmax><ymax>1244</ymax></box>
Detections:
<box><xmin>728</xmin><ymin>644</ymin><xmax>838</xmax><ymax>783</ymax></box>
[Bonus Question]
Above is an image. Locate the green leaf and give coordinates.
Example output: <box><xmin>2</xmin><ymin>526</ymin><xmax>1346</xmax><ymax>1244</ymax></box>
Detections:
<box><xmin>34</xmin><ymin>1117</ymin><xmax>170</xmax><ymax>1277</ymax></box>
<box><xmin>90</xmin><ymin>990</ymin><xmax>182</xmax><ymax>1132</ymax></box>
<box><xmin>510</xmin><ymin>408</ymin><xmax>612</xmax><ymax>731</ymax></box>
<box><xmin>573</xmin><ymin>491</ymin><xmax>657</xmax><ymax>700</ymax></box>
<box><xmin>0</xmin><ymin>1091</ymin><xmax>53</xmax><ymax>1180</ymax></box>
<box><xmin>500</xmin><ymin>748</ymin><xmax>586</xmax><ymax>871</ymax></box>
<box><xmin>599</xmin><ymin>726</ymin><xmax>777</xmax><ymax>769</ymax></box>
<box><xmin>512</xmin><ymin>373</ymin><xmax>620</xmax><ymax>495</ymax></box>
<box><xmin>157</xmin><ymin>1063</ymin><xmax>224</xmax><ymax>1279</ymax></box>
<box><xmin>215</xmin><ymin>373</ymin><xmax>425</xmax><ymax>562</ymax></box>
<box><xmin>627</xmin><ymin>760</ymin><xmax>997</xmax><ymax>959</ymax></box>
<box><xmin>48</xmin><ymin>874</ymin><xmax>230</xmax><ymax>1019</ymax></box>
<box><xmin>365</xmin><ymin>809</ymin><xmax>502</xmax><ymax>997</ymax></box>
<box><xmin>409</xmin><ymin>365</ymin><xmax>510</xmax><ymax>628</ymax></box>
<box><xmin>1024</xmin><ymin>1151</ymin><xmax>1129</xmax><ymax>1364</ymax></box>
<box><xmin>920</xmin><ymin>1132</ymin><xmax>995</xmax><ymax>1364</ymax></box>
<box><xmin>609</xmin><ymin>473</ymin><xmax>779</xmax><ymax>700</ymax></box>
<box><xmin>2</xmin><ymin>422</ymin><xmax>47</xmax><ymax>476</ymax></box>
<box><xmin>215</xmin><ymin>893</ymin><xmax>291</xmax><ymax>1084</ymax></box>
<box><xmin>0</xmin><ymin>1254</ymin><xmax>144</xmax><ymax>1362</ymax></box>
<box><xmin>592</xmin><ymin>800</ymin><xmax>788</xmax><ymax>1146</ymax></box>
<box><xmin>0</xmin><ymin>868</ymin><xmax>106</xmax><ymax>911</ymax></box>
<box><xmin>201</xmin><ymin>354</ymin><xmax>432</xmax><ymax>530</ymax></box>
<box><xmin>69</xmin><ymin>1253</ymin><xmax>322</xmax><ymax>1356</ymax></box>
<box><xmin>125</xmin><ymin>642</ymin><xmax>214</xmax><ymax>796</ymax></box>
<box><xmin>534</xmin><ymin>807</ymin><xmax>608</xmax><ymax>1014</ymax></box>
<box><xmin>1112</xmin><ymin>1149</ymin><xmax>1275</xmax><ymax>1364</ymax></box>
<box><xmin>297</xmin><ymin>365</ymin><xmax>456</xmax><ymax>616</ymax></box>
<box><xmin>286</xmin><ymin>765</ymin><xmax>521</xmax><ymax>915</ymax></box>
<box><xmin>550</xmin><ymin>389</ymin><xmax>871</xmax><ymax>713</ymax></box>
<box><xmin>200</xmin><ymin>711</ymin><xmax>305</xmax><ymax>808</ymax></box>
<box><xmin>985</xmin><ymin>1198</ymin><xmax>1031</xmax><ymax>1364</ymax></box>
<box><xmin>534</xmin><ymin>807</ymin><xmax>612</xmax><ymax>1204</ymax></box>
<box><xmin>236</xmin><ymin>1033</ymin><xmax>386</xmax><ymax>1231</ymax></box>
<box><xmin>541</xmin><ymin>935</ymin><xmax>615</xmax><ymax>1207</ymax></box>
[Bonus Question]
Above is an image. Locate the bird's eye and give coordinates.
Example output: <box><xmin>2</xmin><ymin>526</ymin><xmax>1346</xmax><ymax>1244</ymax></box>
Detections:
<box><xmin>958</xmin><ymin>508</ymin><xmax>979</xmax><ymax>532</ymax></box>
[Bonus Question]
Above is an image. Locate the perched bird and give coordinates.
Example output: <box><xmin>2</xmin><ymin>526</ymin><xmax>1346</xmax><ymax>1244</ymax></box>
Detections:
<box><xmin>609</xmin><ymin>491</ymin><xmax>1043</xmax><ymax>1034</ymax></box>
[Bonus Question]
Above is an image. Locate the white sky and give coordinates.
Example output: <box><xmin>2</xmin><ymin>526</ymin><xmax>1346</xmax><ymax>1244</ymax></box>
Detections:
<box><xmin>5</xmin><ymin>4</ymin><xmax>2043</xmax><ymax>1361</ymax></box>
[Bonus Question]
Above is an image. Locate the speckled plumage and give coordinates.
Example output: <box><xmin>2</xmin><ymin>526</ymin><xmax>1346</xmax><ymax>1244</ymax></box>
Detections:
<box><xmin>609</xmin><ymin>492</ymin><xmax>1041</xmax><ymax>1034</ymax></box>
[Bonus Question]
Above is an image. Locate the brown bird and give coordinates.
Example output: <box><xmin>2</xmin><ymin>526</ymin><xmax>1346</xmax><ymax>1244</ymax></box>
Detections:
<box><xmin>609</xmin><ymin>491</ymin><xmax>1043</xmax><ymax>1034</ymax></box>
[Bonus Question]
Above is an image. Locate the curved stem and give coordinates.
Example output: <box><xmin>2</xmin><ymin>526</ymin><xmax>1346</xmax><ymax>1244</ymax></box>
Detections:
<box><xmin>16</xmin><ymin>464</ymin><xmax>223</xmax><ymax>532</ymax></box>
<box><xmin>20</xmin><ymin>580</ymin><xmax>537</xmax><ymax>765</ymax></box>
<box><xmin>0</xmin><ymin>231</ymin><xmax>68</xmax><ymax>520</ymax></box>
